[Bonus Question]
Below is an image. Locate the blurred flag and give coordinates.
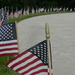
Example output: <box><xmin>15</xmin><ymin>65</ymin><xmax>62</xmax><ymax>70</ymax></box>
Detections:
<box><xmin>10</xmin><ymin>7</ymin><xmax>13</xmax><ymax>18</ymax></box>
<box><xmin>0</xmin><ymin>22</ymin><xmax>19</xmax><ymax>56</ymax></box>
<box><xmin>38</xmin><ymin>8</ymin><xmax>41</xmax><ymax>13</ymax></box>
<box><xmin>18</xmin><ymin>9</ymin><xmax>22</xmax><ymax>15</ymax></box>
<box><xmin>23</xmin><ymin>9</ymin><xmax>26</xmax><ymax>15</ymax></box>
<box><xmin>66</xmin><ymin>7</ymin><xmax>68</xmax><ymax>11</ymax></box>
<box><xmin>10</xmin><ymin>12</ymin><xmax>13</xmax><ymax>19</ymax></box>
<box><xmin>14</xmin><ymin>8</ymin><xmax>19</xmax><ymax>18</ymax></box>
<box><xmin>36</xmin><ymin>8</ymin><xmax>38</xmax><ymax>13</ymax></box>
<box><xmin>26</xmin><ymin>8</ymin><xmax>29</xmax><ymax>15</ymax></box>
<box><xmin>6</xmin><ymin>40</ymin><xmax>49</xmax><ymax>75</ymax></box>
<box><xmin>32</xmin><ymin>8</ymin><xmax>35</xmax><ymax>14</ymax></box>
<box><xmin>7</xmin><ymin>8</ymin><xmax>9</xmax><ymax>19</ymax></box>
<box><xmin>44</xmin><ymin>9</ymin><xmax>46</xmax><ymax>12</ymax></box>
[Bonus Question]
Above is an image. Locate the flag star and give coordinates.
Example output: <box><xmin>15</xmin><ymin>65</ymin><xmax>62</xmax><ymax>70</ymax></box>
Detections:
<box><xmin>11</xmin><ymin>30</ymin><xmax>13</xmax><ymax>32</ymax></box>
<box><xmin>11</xmin><ymin>34</ymin><xmax>13</xmax><ymax>36</ymax></box>
<box><xmin>7</xmin><ymin>37</ymin><xmax>9</xmax><ymax>39</ymax></box>
<box><xmin>3</xmin><ymin>38</ymin><xmax>5</xmax><ymax>40</ymax></box>
<box><xmin>10</xmin><ymin>27</ymin><xmax>12</xmax><ymax>29</ymax></box>
<box><xmin>30</xmin><ymin>49</ymin><xmax>33</xmax><ymax>51</ymax></box>
<box><xmin>11</xmin><ymin>24</ymin><xmax>12</xmax><ymax>26</ymax></box>
<box><xmin>11</xmin><ymin>37</ymin><xmax>13</xmax><ymax>39</ymax></box>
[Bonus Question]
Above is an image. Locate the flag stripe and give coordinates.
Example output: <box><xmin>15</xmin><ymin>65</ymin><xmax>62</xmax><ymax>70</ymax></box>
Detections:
<box><xmin>0</xmin><ymin>40</ymin><xmax>17</xmax><ymax>44</ymax></box>
<box><xmin>0</xmin><ymin>53</ymin><xmax>18</xmax><ymax>56</ymax></box>
<box><xmin>6</xmin><ymin>51</ymin><xmax>30</xmax><ymax>67</ymax></box>
<box><xmin>16</xmin><ymin>58</ymin><xmax>40</xmax><ymax>71</ymax></box>
<box><xmin>23</xmin><ymin>66</ymin><xmax>48</xmax><ymax>75</ymax></box>
<box><xmin>0</xmin><ymin>45</ymin><xmax>18</xmax><ymax>49</ymax></box>
<box><xmin>0</xmin><ymin>50</ymin><xmax>18</xmax><ymax>54</ymax></box>
<box><xmin>17</xmin><ymin>59</ymin><xmax>42</xmax><ymax>73</ymax></box>
<box><xmin>13</xmin><ymin>54</ymin><xmax>37</xmax><ymax>70</ymax></box>
<box><xmin>30</xmin><ymin>69</ymin><xmax>48</xmax><ymax>75</ymax></box>
<box><xmin>20</xmin><ymin>63</ymin><xmax>44</xmax><ymax>74</ymax></box>
<box><xmin>0</xmin><ymin>42</ymin><xmax>18</xmax><ymax>46</ymax></box>
<box><xmin>0</xmin><ymin>48</ymin><xmax>18</xmax><ymax>51</ymax></box>
<box><xmin>10</xmin><ymin>54</ymin><xmax>34</xmax><ymax>68</ymax></box>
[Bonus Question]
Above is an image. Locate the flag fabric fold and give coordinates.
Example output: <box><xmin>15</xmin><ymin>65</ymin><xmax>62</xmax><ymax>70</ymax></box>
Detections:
<box><xmin>6</xmin><ymin>40</ymin><xmax>49</xmax><ymax>75</ymax></box>
<box><xmin>0</xmin><ymin>22</ymin><xmax>19</xmax><ymax>56</ymax></box>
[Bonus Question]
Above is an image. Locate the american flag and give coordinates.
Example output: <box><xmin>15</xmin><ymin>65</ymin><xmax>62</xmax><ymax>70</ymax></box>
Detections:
<box><xmin>14</xmin><ymin>9</ymin><xmax>19</xmax><ymax>18</ymax></box>
<box><xmin>10</xmin><ymin>12</ymin><xmax>13</xmax><ymax>18</ymax></box>
<box><xmin>0</xmin><ymin>22</ymin><xmax>19</xmax><ymax>56</ymax></box>
<box><xmin>26</xmin><ymin>8</ymin><xmax>29</xmax><ymax>15</ymax></box>
<box><xmin>23</xmin><ymin>9</ymin><xmax>26</xmax><ymax>15</ymax></box>
<box><xmin>6</xmin><ymin>40</ymin><xmax>49</xmax><ymax>75</ymax></box>
<box><xmin>32</xmin><ymin>8</ymin><xmax>35</xmax><ymax>14</ymax></box>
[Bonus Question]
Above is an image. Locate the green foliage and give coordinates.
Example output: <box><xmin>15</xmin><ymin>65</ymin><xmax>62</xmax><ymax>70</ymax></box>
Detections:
<box><xmin>0</xmin><ymin>56</ymin><xmax>21</xmax><ymax>75</ymax></box>
<box><xmin>0</xmin><ymin>0</ymin><xmax>75</xmax><ymax>9</ymax></box>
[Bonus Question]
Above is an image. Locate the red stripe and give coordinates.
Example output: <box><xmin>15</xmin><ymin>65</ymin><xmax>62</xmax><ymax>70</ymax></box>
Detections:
<box><xmin>0</xmin><ymin>53</ymin><xmax>18</xmax><ymax>57</ymax></box>
<box><xmin>30</xmin><ymin>69</ymin><xmax>48</xmax><ymax>75</ymax></box>
<box><xmin>6</xmin><ymin>50</ymin><xmax>28</xmax><ymax>67</ymax></box>
<box><xmin>10</xmin><ymin>54</ymin><xmax>34</xmax><ymax>68</ymax></box>
<box><xmin>0</xmin><ymin>42</ymin><xmax>18</xmax><ymax>47</ymax></box>
<box><xmin>21</xmin><ymin>63</ymin><xmax>45</xmax><ymax>75</ymax></box>
<box><xmin>16</xmin><ymin>58</ymin><xmax>41</xmax><ymax>71</ymax></box>
<box><xmin>0</xmin><ymin>48</ymin><xmax>18</xmax><ymax>51</ymax></box>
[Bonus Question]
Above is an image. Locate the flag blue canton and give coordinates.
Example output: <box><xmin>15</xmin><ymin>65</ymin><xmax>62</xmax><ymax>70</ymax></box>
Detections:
<box><xmin>0</xmin><ymin>22</ymin><xmax>17</xmax><ymax>41</ymax></box>
<box><xmin>28</xmin><ymin>40</ymin><xmax>48</xmax><ymax>65</ymax></box>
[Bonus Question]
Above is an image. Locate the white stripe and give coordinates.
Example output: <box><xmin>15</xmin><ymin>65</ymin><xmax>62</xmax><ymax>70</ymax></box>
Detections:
<box><xmin>25</xmin><ymin>66</ymin><xmax>48</xmax><ymax>75</ymax></box>
<box><xmin>19</xmin><ymin>60</ymin><xmax>42</xmax><ymax>73</ymax></box>
<box><xmin>13</xmin><ymin>55</ymin><xmax>37</xmax><ymax>70</ymax></box>
<box><xmin>0</xmin><ymin>50</ymin><xmax>18</xmax><ymax>54</ymax></box>
<box><xmin>0</xmin><ymin>45</ymin><xmax>18</xmax><ymax>49</ymax></box>
<box><xmin>8</xmin><ymin>52</ymin><xmax>31</xmax><ymax>67</ymax></box>
<box><xmin>0</xmin><ymin>40</ymin><xmax>17</xmax><ymax>44</ymax></box>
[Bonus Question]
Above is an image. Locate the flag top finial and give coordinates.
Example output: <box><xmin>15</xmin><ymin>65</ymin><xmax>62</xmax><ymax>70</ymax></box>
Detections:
<box><xmin>45</xmin><ymin>22</ymin><xmax>50</xmax><ymax>39</ymax></box>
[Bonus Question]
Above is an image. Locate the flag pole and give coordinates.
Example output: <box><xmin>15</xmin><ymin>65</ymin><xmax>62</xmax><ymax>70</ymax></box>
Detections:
<box><xmin>45</xmin><ymin>23</ymin><xmax>53</xmax><ymax>75</ymax></box>
<box><xmin>15</xmin><ymin>21</ymin><xmax>20</xmax><ymax>54</ymax></box>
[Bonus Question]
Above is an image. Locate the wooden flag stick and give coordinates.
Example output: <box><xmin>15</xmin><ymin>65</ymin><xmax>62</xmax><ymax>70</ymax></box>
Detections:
<box><xmin>45</xmin><ymin>23</ymin><xmax>53</xmax><ymax>75</ymax></box>
<box><xmin>2</xmin><ymin>8</ymin><xmax>4</xmax><ymax>17</ymax></box>
<box><xmin>15</xmin><ymin>21</ymin><xmax>20</xmax><ymax>54</ymax></box>
<box><xmin>5</xmin><ymin>6</ymin><xmax>6</xmax><ymax>12</ymax></box>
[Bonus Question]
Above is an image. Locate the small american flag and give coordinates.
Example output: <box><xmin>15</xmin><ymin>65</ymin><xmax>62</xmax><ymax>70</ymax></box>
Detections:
<box><xmin>10</xmin><ymin>12</ymin><xmax>13</xmax><ymax>18</ymax></box>
<box><xmin>0</xmin><ymin>22</ymin><xmax>19</xmax><ymax>56</ymax></box>
<box><xmin>32</xmin><ymin>8</ymin><xmax>35</xmax><ymax>14</ymax></box>
<box><xmin>6</xmin><ymin>40</ymin><xmax>49</xmax><ymax>75</ymax></box>
<box><xmin>14</xmin><ymin>9</ymin><xmax>19</xmax><ymax>18</ymax></box>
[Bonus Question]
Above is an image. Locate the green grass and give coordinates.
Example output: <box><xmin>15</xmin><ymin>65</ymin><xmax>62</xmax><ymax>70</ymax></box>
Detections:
<box><xmin>0</xmin><ymin>11</ymin><xmax>75</xmax><ymax>75</ymax></box>
<box><xmin>8</xmin><ymin>11</ymin><xmax>74</xmax><ymax>23</ymax></box>
<box><xmin>0</xmin><ymin>56</ymin><xmax>21</xmax><ymax>75</ymax></box>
